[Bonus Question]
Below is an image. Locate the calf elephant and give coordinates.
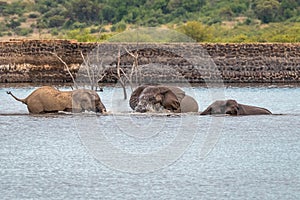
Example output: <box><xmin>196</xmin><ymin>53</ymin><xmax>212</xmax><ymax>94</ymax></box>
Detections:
<box><xmin>129</xmin><ymin>85</ymin><xmax>199</xmax><ymax>113</ymax></box>
<box><xmin>200</xmin><ymin>99</ymin><xmax>272</xmax><ymax>115</ymax></box>
<box><xmin>7</xmin><ymin>86</ymin><xmax>106</xmax><ymax>114</ymax></box>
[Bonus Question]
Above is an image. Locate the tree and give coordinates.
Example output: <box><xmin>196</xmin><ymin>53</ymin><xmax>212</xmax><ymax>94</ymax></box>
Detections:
<box><xmin>66</xmin><ymin>0</ymin><xmax>102</xmax><ymax>23</ymax></box>
<box><xmin>110</xmin><ymin>21</ymin><xmax>126</xmax><ymax>32</ymax></box>
<box><xmin>177</xmin><ymin>21</ymin><xmax>212</xmax><ymax>42</ymax></box>
<box><xmin>254</xmin><ymin>0</ymin><xmax>280</xmax><ymax>23</ymax></box>
<box><xmin>218</xmin><ymin>6</ymin><xmax>234</xmax><ymax>20</ymax></box>
<box><xmin>6</xmin><ymin>19</ymin><xmax>21</xmax><ymax>30</ymax></box>
<box><xmin>279</xmin><ymin>0</ymin><xmax>299</xmax><ymax>20</ymax></box>
<box><xmin>101</xmin><ymin>5</ymin><xmax>115</xmax><ymax>23</ymax></box>
<box><xmin>48</xmin><ymin>15</ymin><xmax>65</xmax><ymax>27</ymax></box>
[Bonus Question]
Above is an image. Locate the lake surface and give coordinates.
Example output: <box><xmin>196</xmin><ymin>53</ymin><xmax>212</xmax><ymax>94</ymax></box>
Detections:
<box><xmin>0</xmin><ymin>84</ymin><xmax>299</xmax><ymax>199</ymax></box>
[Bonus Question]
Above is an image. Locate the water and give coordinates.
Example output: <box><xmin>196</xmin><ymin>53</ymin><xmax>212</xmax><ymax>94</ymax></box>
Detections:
<box><xmin>0</xmin><ymin>85</ymin><xmax>299</xmax><ymax>199</ymax></box>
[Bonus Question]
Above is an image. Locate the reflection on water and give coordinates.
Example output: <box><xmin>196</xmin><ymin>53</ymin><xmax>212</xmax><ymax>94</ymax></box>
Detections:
<box><xmin>0</xmin><ymin>85</ymin><xmax>299</xmax><ymax>199</ymax></box>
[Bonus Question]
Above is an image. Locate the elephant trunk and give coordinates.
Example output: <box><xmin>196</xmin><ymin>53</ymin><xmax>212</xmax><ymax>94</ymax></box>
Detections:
<box><xmin>135</xmin><ymin>101</ymin><xmax>168</xmax><ymax>113</ymax></box>
<box><xmin>97</xmin><ymin>101</ymin><xmax>107</xmax><ymax>113</ymax></box>
<box><xmin>135</xmin><ymin>104</ymin><xmax>147</xmax><ymax>113</ymax></box>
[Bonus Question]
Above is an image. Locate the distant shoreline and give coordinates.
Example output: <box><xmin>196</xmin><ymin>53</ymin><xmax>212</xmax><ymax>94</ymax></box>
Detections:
<box><xmin>1</xmin><ymin>82</ymin><xmax>300</xmax><ymax>89</ymax></box>
<box><xmin>0</xmin><ymin>39</ymin><xmax>299</xmax><ymax>84</ymax></box>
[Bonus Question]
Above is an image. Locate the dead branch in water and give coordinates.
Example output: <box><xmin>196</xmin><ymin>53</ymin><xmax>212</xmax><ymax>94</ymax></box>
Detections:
<box><xmin>51</xmin><ymin>52</ymin><xmax>78</xmax><ymax>89</ymax></box>
<box><xmin>52</xmin><ymin>44</ymin><xmax>141</xmax><ymax>98</ymax></box>
<box><xmin>79</xmin><ymin>51</ymin><xmax>106</xmax><ymax>91</ymax></box>
<box><xmin>116</xmin><ymin>47</ymin><xmax>127</xmax><ymax>99</ymax></box>
<box><xmin>111</xmin><ymin>47</ymin><xmax>141</xmax><ymax>99</ymax></box>
<box><xmin>124</xmin><ymin>47</ymin><xmax>140</xmax><ymax>89</ymax></box>
<box><xmin>80</xmin><ymin>51</ymin><xmax>93</xmax><ymax>89</ymax></box>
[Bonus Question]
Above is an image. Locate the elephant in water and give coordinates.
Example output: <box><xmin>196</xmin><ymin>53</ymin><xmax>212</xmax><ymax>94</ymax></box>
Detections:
<box><xmin>129</xmin><ymin>85</ymin><xmax>199</xmax><ymax>113</ymax></box>
<box><xmin>7</xmin><ymin>86</ymin><xmax>106</xmax><ymax>114</ymax></box>
<box><xmin>200</xmin><ymin>99</ymin><xmax>272</xmax><ymax>115</ymax></box>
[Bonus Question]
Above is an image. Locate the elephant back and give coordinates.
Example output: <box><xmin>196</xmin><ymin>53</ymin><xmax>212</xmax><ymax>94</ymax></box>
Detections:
<box><xmin>180</xmin><ymin>95</ymin><xmax>199</xmax><ymax>112</ymax></box>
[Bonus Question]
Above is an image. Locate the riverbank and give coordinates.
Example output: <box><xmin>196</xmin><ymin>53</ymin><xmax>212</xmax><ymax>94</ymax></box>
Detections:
<box><xmin>0</xmin><ymin>39</ymin><xmax>299</xmax><ymax>83</ymax></box>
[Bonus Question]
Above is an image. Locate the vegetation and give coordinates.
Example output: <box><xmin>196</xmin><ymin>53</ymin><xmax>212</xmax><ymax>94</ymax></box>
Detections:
<box><xmin>0</xmin><ymin>0</ymin><xmax>299</xmax><ymax>42</ymax></box>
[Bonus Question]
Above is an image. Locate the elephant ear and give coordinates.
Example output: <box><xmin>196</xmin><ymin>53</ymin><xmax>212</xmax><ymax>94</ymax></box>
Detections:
<box><xmin>72</xmin><ymin>91</ymin><xmax>82</xmax><ymax>112</ymax></box>
<box><xmin>226</xmin><ymin>99</ymin><xmax>240</xmax><ymax>115</ymax></box>
<box><xmin>72</xmin><ymin>90</ymin><xmax>92</xmax><ymax>112</ymax></box>
<box><xmin>159</xmin><ymin>87</ymin><xmax>181</xmax><ymax>112</ymax></box>
<box><xmin>236</xmin><ymin>104</ymin><xmax>245</xmax><ymax>115</ymax></box>
<box><xmin>167</xmin><ymin>86</ymin><xmax>186</xmax><ymax>102</ymax></box>
<box><xmin>129</xmin><ymin>85</ymin><xmax>149</xmax><ymax>110</ymax></box>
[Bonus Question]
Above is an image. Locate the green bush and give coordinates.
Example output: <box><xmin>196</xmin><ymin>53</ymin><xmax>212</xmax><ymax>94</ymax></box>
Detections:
<box><xmin>111</xmin><ymin>21</ymin><xmax>126</xmax><ymax>32</ymax></box>
<box><xmin>0</xmin><ymin>22</ymin><xmax>8</xmax><ymax>32</ymax></box>
<box><xmin>98</xmin><ymin>33</ymin><xmax>114</xmax><ymax>41</ymax></box>
<box><xmin>28</xmin><ymin>12</ymin><xmax>39</xmax><ymax>18</ymax></box>
<box><xmin>6</xmin><ymin>19</ymin><xmax>21</xmax><ymax>29</ymax></box>
<box><xmin>243</xmin><ymin>18</ymin><xmax>252</xmax><ymax>25</ymax></box>
<box><xmin>254</xmin><ymin>0</ymin><xmax>281</xmax><ymax>23</ymax></box>
<box><xmin>90</xmin><ymin>26</ymin><xmax>108</xmax><ymax>34</ymax></box>
<box><xmin>18</xmin><ymin>17</ymin><xmax>27</xmax><ymax>23</ymax></box>
<box><xmin>51</xmin><ymin>28</ymin><xmax>59</xmax><ymax>36</ymax></box>
<box><xmin>65</xmin><ymin>28</ymin><xmax>97</xmax><ymax>42</ymax></box>
<box><xmin>2</xmin><ymin>1</ymin><xmax>26</xmax><ymax>16</ymax></box>
<box><xmin>15</xmin><ymin>28</ymin><xmax>33</xmax><ymax>36</ymax></box>
<box><xmin>48</xmin><ymin>15</ymin><xmax>65</xmax><ymax>28</ymax></box>
<box><xmin>209</xmin><ymin>22</ymin><xmax>300</xmax><ymax>43</ymax></box>
<box><xmin>71</xmin><ymin>22</ymin><xmax>87</xmax><ymax>29</ymax></box>
<box><xmin>36</xmin><ymin>19</ymin><xmax>48</xmax><ymax>29</ymax></box>
<box><xmin>30</xmin><ymin>23</ymin><xmax>36</xmax><ymax>28</ymax></box>
<box><xmin>229</xmin><ymin>34</ymin><xmax>250</xmax><ymax>43</ymax></box>
<box><xmin>177</xmin><ymin>21</ymin><xmax>212</xmax><ymax>42</ymax></box>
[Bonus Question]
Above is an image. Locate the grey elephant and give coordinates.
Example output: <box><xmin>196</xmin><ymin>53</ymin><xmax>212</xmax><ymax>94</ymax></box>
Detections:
<box><xmin>200</xmin><ymin>99</ymin><xmax>272</xmax><ymax>115</ymax></box>
<box><xmin>7</xmin><ymin>86</ymin><xmax>106</xmax><ymax>114</ymax></box>
<box><xmin>129</xmin><ymin>85</ymin><xmax>199</xmax><ymax>113</ymax></box>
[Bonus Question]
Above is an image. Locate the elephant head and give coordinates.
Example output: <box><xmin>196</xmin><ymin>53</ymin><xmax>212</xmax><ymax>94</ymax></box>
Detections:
<box><xmin>72</xmin><ymin>89</ymin><xmax>106</xmax><ymax>113</ymax></box>
<box><xmin>130</xmin><ymin>85</ymin><xmax>181</xmax><ymax>113</ymax></box>
<box><xmin>200</xmin><ymin>100</ymin><xmax>239</xmax><ymax>115</ymax></box>
<box><xmin>129</xmin><ymin>85</ymin><xmax>199</xmax><ymax>113</ymax></box>
<box><xmin>201</xmin><ymin>99</ymin><xmax>271</xmax><ymax>115</ymax></box>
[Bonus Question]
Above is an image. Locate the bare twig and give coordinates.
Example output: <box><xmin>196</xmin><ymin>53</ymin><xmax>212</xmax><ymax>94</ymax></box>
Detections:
<box><xmin>124</xmin><ymin>47</ymin><xmax>139</xmax><ymax>90</ymax></box>
<box><xmin>51</xmin><ymin>52</ymin><xmax>78</xmax><ymax>89</ymax></box>
<box><xmin>80</xmin><ymin>51</ymin><xmax>94</xmax><ymax>90</ymax></box>
<box><xmin>95</xmin><ymin>59</ymin><xmax>106</xmax><ymax>91</ymax></box>
<box><xmin>117</xmin><ymin>47</ymin><xmax>127</xmax><ymax>99</ymax></box>
<box><xmin>97</xmin><ymin>73</ymin><xmax>106</xmax><ymax>83</ymax></box>
<box><xmin>119</xmin><ymin>67</ymin><xmax>131</xmax><ymax>82</ymax></box>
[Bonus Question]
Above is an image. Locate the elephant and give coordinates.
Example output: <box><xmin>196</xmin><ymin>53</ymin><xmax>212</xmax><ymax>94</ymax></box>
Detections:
<box><xmin>7</xmin><ymin>86</ymin><xmax>106</xmax><ymax>114</ymax></box>
<box><xmin>129</xmin><ymin>85</ymin><xmax>199</xmax><ymax>113</ymax></box>
<box><xmin>200</xmin><ymin>99</ymin><xmax>272</xmax><ymax>115</ymax></box>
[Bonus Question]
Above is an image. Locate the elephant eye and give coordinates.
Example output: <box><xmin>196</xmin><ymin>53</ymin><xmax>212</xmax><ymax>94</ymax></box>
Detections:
<box><xmin>140</xmin><ymin>95</ymin><xmax>150</xmax><ymax>100</ymax></box>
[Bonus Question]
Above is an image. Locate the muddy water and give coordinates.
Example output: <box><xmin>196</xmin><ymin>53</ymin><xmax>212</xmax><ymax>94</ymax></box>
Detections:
<box><xmin>0</xmin><ymin>85</ymin><xmax>299</xmax><ymax>199</ymax></box>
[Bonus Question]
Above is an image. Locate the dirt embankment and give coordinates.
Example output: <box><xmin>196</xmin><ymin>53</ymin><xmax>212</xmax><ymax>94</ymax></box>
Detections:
<box><xmin>0</xmin><ymin>39</ymin><xmax>299</xmax><ymax>83</ymax></box>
